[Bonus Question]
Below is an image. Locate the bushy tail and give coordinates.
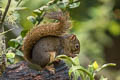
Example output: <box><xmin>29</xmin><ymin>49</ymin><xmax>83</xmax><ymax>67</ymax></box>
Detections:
<box><xmin>23</xmin><ymin>11</ymin><xmax>71</xmax><ymax>63</ymax></box>
<box><xmin>45</xmin><ymin>11</ymin><xmax>71</xmax><ymax>33</ymax></box>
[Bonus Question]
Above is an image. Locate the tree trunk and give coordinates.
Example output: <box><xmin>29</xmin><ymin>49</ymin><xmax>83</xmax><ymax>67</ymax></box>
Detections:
<box><xmin>0</xmin><ymin>10</ymin><xmax>6</xmax><ymax>75</ymax></box>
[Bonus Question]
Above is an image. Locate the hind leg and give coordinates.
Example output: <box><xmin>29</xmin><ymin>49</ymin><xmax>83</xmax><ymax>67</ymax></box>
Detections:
<box><xmin>45</xmin><ymin>51</ymin><xmax>56</xmax><ymax>74</ymax></box>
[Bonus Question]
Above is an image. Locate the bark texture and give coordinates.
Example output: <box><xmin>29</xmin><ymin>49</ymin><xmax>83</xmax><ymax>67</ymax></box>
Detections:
<box><xmin>0</xmin><ymin>61</ymin><xmax>71</xmax><ymax>80</ymax></box>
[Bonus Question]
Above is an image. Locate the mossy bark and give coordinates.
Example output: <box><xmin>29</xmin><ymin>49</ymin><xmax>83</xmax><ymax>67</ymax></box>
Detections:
<box><xmin>0</xmin><ymin>11</ymin><xmax>7</xmax><ymax>75</ymax></box>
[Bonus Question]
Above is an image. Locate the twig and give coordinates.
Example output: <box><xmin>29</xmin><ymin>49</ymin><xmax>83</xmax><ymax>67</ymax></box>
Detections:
<box><xmin>16</xmin><ymin>0</ymin><xmax>22</xmax><ymax>7</ymax></box>
<box><xmin>1</xmin><ymin>0</ymin><xmax>11</xmax><ymax>26</ymax></box>
<box><xmin>0</xmin><ymin>28</ymin><xmax>15</xmax><ymax>36</ymax></box>
<box><xmin>37</xmin><ymin>0</ymin><xmax>58</xmax><ymax>11</ymax></box>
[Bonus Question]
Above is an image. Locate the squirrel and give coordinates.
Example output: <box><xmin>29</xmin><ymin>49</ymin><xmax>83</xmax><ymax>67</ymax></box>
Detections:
<box><xmin>22</xmin><ymin>11</ymin><xmax>80</xmax><ymax>69</ymax></box>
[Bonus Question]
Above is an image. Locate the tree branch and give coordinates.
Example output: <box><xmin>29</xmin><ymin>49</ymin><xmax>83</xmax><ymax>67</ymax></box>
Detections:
<box><xmin>1</xmin><ymin>0</ymin><xmax>11</xmax><ymax>25</ymax></box>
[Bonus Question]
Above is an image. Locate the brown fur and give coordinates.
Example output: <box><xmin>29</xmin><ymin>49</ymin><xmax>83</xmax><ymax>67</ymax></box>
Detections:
<box><xmin>22</xmin><ymin>11</ymin><xmax>80</xmax><ymax>68</ymax></box>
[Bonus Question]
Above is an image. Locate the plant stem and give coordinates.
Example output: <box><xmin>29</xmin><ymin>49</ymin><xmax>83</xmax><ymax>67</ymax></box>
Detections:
<box><xmin>77</xmin><ymin>68</ymin><xmax>94</xmax><ymax>80</ymax></box>
<box><xmin>93</xmin><ymin>63</ymin><xmax>116</xmax><ymax>77</ymax></box>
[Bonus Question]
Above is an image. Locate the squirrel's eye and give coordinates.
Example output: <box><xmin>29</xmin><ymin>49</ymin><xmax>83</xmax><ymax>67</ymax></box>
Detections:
<box><xmin>75</xmin><ymin>44</ymin><xmax>79</xmax><ymax>49</ymax></box>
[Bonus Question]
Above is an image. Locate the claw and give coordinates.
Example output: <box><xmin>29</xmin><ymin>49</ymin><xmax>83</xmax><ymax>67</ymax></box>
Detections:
<box><xmin>45</xmin><ymin>64</ymin><xmax>55</xmax><ymax>74</ymax></box>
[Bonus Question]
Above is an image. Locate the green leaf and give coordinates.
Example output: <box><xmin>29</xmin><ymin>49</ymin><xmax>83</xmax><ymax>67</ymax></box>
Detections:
<box><xmin>56</xmin><ymin>55</ymin><xmax>76</xmax><ymax>67</ymax></box>
<box><xmin>69</xmin><ymin>65</ymin><xmax>75</xmax><ymax>77</ymax></box>
<box><xmin>69</xmin><ymin>66</ymin><xmax>94</xmax><ymax>80</ymax></box>
<box><xmin>96</xmin><ymin>63</ymin><xmax>116</xmax><ymax>72</ymax></box>
<box><xmin>68</xmin><ymin>65</ymin><xmax>81</xmax><ymax>80</ymax></box>
<box><xmin>72</xmin><ymin>56</ymin><xmax>80</xmax><ymax>65</ymax></box>
<box><xmin>27</xmin><ymin>16</ymin><xmax>36</xmax><ymax>24</ymax></box>
<box><xmin>21</xmin><ymin>30</ymin><xmax>28</xmax><ymax>38</ymax></box>
<box><xmin>109</xmin><ymin>21</ymin><xmax>120</xmax><ymax>36</ymax></box>
<box><xmin>6</xmin><ymin>52</ymin><xmax>15</xmax><ymax>59</ymax></box>
<box><xmin>73</xmin><ymin>71</ymin><xmax>80</xmax><ymax>80</ymax></box>
<box><xmin>17</xmin><ymin>36</ymin><xmax>23</xmax><ymax>45</ymax></box>
<box><xmin>88</xmin><ymin>65</ymin><xmax>94</xmax><ymax>75</ymax></box>
<box><xmin>8</xmin><ymin>39</ymin><xmax>19</xmax><ymax>48</ymax></box>
<box><xmin>36</xmin><ymin>16</ymin><xmax>43</xmax><ymax>24</ymax></box>
<box><xmin>33</xmin><ymin>9</ymin><xmax>42</xmax><ymax>16</ymax></box>
<box><xmin>16</xmin><ymin>50</ymin><xmax>24</xmax><ymax>57</ymax></box>
<box><xmin>8</xmin><ymin>58</ymin><xmax>15</xmax><ymax>64</ymax></box>
<box><xmin>69</xmin><ymin>2</ymin><xmax>80</xmax><ymax>8</ymax></box>
<box><xmin>93</xmin><ymin>63</ymin><xmax>116</xmax><ymax>77</ymax></box>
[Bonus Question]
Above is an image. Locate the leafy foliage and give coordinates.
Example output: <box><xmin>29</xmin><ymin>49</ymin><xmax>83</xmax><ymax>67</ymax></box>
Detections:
<box><xmin>27</xmin><ymin>0</ymin><xmax>80</xmax><ymax>25</ymax></box>
<box><xmin>0</xmin><ymin>0</ymin><xmax>81</xmax><ymax>65</ymax></box>
<box><xmin>57</xmin><ymin>55</ymin><xmax>116</xmax><ymax>80</ymax></box>
<box><xmin>6</xmin><ymin>35</ymin><xmax>23</xmax><ymax>64</ymax></box>
<box><xmin>0</xmin><ymin>0</ymin><xmax>119</xmax><ymax>79</ymax></box>
<box><xmin>6</xmin><ymin>52</ymin><xmax>15</xmax><ymax>64</ymax></box>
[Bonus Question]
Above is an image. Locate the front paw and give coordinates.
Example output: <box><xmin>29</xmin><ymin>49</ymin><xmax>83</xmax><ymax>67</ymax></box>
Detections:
<box><xmin>45</xmin><ymin>64</ymin><xmax>55</xmax><ymax>74</ymax></box>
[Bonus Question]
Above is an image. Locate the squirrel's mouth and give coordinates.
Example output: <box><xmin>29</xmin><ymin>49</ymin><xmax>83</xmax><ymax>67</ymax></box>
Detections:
<box><xmin>68</xmin><ymin>53</ymin><xmax>78</xmax><ymax>58</ymax></box>
<box><xmin>68</xmin><ymin>50</ymin><xmax>79</xmax><ymax>58</ymax></box>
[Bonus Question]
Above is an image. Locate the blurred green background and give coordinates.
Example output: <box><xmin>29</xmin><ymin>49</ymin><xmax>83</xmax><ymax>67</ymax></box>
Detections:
<box><xmin>1</xmin><ymin>0</ymin><xmax>120</xmax><ymax>80</ymax></box>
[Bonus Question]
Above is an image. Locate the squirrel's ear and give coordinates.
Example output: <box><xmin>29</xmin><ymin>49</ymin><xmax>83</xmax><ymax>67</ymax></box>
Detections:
<box><xmin>69</xmin><ymin>34</ymin><xmax>76</xmax><ymax>41</ymax></box>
